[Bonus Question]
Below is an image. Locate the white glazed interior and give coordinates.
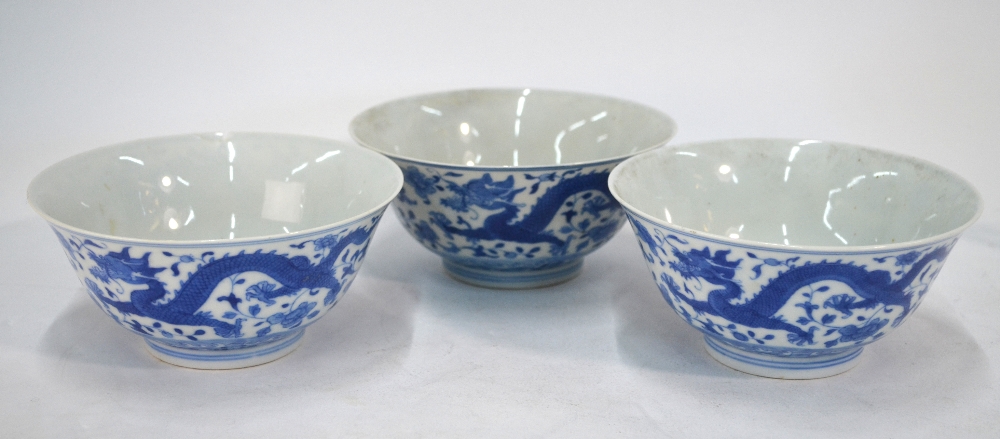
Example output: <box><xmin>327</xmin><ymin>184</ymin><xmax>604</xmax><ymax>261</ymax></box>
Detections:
<box><xmin>349</xmin><ymin>88</ymin><xmax>677</xmax><ymax>167</ymax></box>
<box><xmin>611</xmin><ymin>139</ymin><xmax>982</xmax><ymax>247</ymax></box>
<box><xmin>28</xmin><ymin>133</ymin><xmax>403</xmax><ymax>242</ymax></box>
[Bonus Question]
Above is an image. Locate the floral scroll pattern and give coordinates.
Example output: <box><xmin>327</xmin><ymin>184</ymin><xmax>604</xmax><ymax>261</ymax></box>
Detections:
<box><xmin>54</xmin><ymin>215</ymin><xmax>381</xmax><ymax>350</ymax></box>
<box><xmin>393</xmin><ymin>163</ymin><xmax>624</xmax><ymax>270</ymax></box>
<box><xmin>627</xmin><ymin>214</ymin><xmax>955</xmax><ymax>355</ymax></box>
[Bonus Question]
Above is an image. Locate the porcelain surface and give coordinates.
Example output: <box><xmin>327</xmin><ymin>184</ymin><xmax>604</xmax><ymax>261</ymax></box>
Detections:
<box><xmin>28</xmin><ymin>133</ymin><xmax>403</xmax><ymax>369</ymax></box>
<box><xmin>610</xmin><ymin>139</ymin><xmax>982</xmax><ymax>378</ymax></box>
<box><xmin>350</xmin><ymin>88</ymin><xmax>676</xmax><ymax>288</ymax></box>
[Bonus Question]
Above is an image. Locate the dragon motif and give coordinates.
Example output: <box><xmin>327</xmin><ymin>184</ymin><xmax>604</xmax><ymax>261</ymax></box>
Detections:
<box><xmin>396</xmin><ymin>165</ymin><xmax>623</xmax><ymax>263</ymax></box>
<box><xmin>629</xmin><ymin>217</ymin><xmax>952</xmax><ymax>348</ymax></box>
<box><xmin>56</xmin><ymin>218</ymin><xmax>378</xmax><ymax>342</ymax></box>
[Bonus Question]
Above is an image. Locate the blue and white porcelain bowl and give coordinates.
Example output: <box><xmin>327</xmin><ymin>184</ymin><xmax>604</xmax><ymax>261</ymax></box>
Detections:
<box><xmin>28</xmin><ymin>133</ymin><xmax>403</xmax><ymax>369</ymax></box>
<box><xmin>610</xmin><ymin>139</ymin><xmax>982</xmax><ymax>379</ymax></box>
<box><xmin>350</xmin><ymin>88</ymin><xmax>677</xmax><ymax>288</ymax></box>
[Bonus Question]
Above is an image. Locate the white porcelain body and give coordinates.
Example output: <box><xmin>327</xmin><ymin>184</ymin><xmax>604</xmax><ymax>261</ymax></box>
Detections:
<box><xmin>610</xmin><ymin>139</ymin><xmax>982</xmax><ymax>378</ymax></box>
<box><xmin>28</xmin><ymin>133</ymin><xmax>403</xmax><ymax>369</ymax></box>
<box><xmin>350</xmin><ymin>88</ymin><xmax>677</xmax><ymax>288</ymax></box>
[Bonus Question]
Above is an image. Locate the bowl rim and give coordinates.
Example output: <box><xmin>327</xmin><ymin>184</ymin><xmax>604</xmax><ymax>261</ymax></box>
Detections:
<box><xmin>348</xmin><ymin>87</ymin><xmax>678</xmax><ymax>170</ymax></box>
<box><xmin>609</xmin><ymin>138</ymin><xmax>985</xmax><ymax>253</ymax></box>
<box><xmin>27</xmin><ymin>131</ymin><xmax>404</xmax><ymax>246</ymax></box>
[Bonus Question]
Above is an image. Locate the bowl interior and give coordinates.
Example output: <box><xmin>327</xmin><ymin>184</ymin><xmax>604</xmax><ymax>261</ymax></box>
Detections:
<box><xmin>28</xmin><ymin>133</ymin><xmax>402</xmax><ymax>241</ymax></box>
<box><xmin>612</xmin><ymin>139</ymin><xmax>981</xmax><ymax>247</ymax></box>
<box><xmin>350</xmin><ymin>89</ymin><xmax>676</xmax><ymax>167</ymax></box>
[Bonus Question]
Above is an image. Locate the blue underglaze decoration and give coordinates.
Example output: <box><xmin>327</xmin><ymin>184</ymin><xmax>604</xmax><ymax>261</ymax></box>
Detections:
<box><xmin>628</xmin><ymin>214</ymin><xmax>955</xmax><ymax>353</ymax></box>
<box><xmin>53</xmin><ymin>216</ymin><xmax>380</xmax><ymax>349</ymax></box>
<box><xmin>394</xmin><ymin>164</ymin><xmax>624</xmax><ymax>271</ymax></box>
<box><xmin>145</xmin><ymin>329</ymin><xmax>305</xmax><ymax>362</ymax></box>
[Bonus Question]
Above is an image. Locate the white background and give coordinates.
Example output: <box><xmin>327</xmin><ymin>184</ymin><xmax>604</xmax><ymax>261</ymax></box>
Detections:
<box><xmin>1</xmin><ymin>1</ymin><xmax>998</xmax><ymax>437</ymax></box>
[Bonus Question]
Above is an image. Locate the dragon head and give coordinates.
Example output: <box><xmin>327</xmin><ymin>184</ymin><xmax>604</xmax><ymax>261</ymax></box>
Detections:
<box><xmin>89</xmin><ymin>247</ymin><xmax>163</xmax><ymax>284</ymax></box>
<box><xmin>669</xmin><ymin>246</ymin><xmax>741</xmax><ymax>282</ymax></box>
<box><xmin>442</xmin><ymin>174</ymin><xmax>524</xmax><ymax>212</ymax></box>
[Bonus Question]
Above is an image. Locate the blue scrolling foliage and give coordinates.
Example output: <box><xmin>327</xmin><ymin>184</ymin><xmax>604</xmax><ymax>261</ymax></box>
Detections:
<box><xmin>630</xmin><ymin>217</ymin><xmax>951</xmax><ymax>347</ymax></box>
<box><xmin>67</xmin><ymin>220</ymin><xmax>377</xmax><ymax>340</ymax></box>
<box><xmin>399</xmin><ymin>166</ymin><xmax>621</xmax><ymax>258</ymax></box>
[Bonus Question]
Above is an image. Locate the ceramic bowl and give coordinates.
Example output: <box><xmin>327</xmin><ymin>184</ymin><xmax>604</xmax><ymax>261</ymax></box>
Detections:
<box><xmin>610</xmin><ymin>139</ymin><xmax>982</xmax><ymax>379</ymax></box>
<box><xmin>28</xmin><ymin>133</ymin><xmax>403</xmax><ymax>369</ymax></box>
<box><xmin>350</xmin><ymin>88</ymin><xmax>677</xmax><ymax>288</ymax></box>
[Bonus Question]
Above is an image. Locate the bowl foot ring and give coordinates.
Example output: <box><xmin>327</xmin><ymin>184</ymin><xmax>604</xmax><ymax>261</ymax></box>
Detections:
<box><xmin>703</xmin><ymin>335</ymin><xmax>863</xmax><ymax>379</ymax></box>
<box><xmin>144</xmin><ymin>329</ymin><xmax>305</xmax><ymax>370</ymax></box>
<box><xmin>442</xmin><ymin>258</ymin><xmax>583</xmax><ymax>289</ymax></box>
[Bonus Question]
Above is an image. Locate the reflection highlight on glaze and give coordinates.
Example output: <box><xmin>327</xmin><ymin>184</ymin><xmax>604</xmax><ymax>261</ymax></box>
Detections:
<box><xmin>314</xmin><ymin>150</ymin><xmax>341</xmax><ymax>162</ymax></box>
<box><xmin>261</xmin><ymin>180</ymin><xmax>306</xmax><ymax>224</ymax></box>
<box><xmin>727</xmin><ymin>224</ymin><xmax>744</xmax><ymax>239</ymax></box>
<box><xmin>820</xmin><ymin>168</ymin><xmax>903</xmax><ymax>245</ymax></box>
<box><xmin>554</xmin><ymin>130</ymin><xmax>566</xmax><ymax>164</ymax></box>
<box><xmin>514</xmin><ymin>89</ymin><xmax>530</xmax><ymax>138</ymax></box>
<box><xmin>228</xmin><ymin>141</ymin><xmax>236</xmax><ymax>183</ymax></box>
<box><xmin>783</xmin><ymin>145</ymin><xmax>801</xmax><ymax>182</ymax></box>
<box><xmin>787</xmin><ymin>145</ymin><xmax>802</xmax><ymax>161</ymax></box>
<box><xmin>834</xmin><ymin>232</ymin><xmax>848</xmax><ymax>245</ymax></box>
<box><xmin>119</xmin><ymin>156</ymin><xmax>144</xmax><ymax>165</ymax></box>
<box><xmin>159</xmin><ymin>175</ymin><xmax>174</xmax><ymax>194</ymax></box>
<box><xmin>822</xmin><ymin>186</ymin><xmax>850</xmax><ymax>245</ymax></box>
<box><xmin>823</xmin><ymin>188</ymin><xmax>841</xmax><ymax>230</ymax></box>
<box><xmin>291</xmin><ymin>162</ymin><xmax>309</xmax><ymax>175</ymax></box>
<box><xmin>846</xmin><ymin>175</ymin><xmax>866</xmax><ymax>188</ymax></box>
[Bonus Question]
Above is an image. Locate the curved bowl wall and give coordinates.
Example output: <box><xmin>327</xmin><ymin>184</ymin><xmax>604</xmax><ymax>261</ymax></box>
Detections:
<box><xmin>623</xmin><ymin>211</ymin><xmax>961</xmax><ymax>379</ymax></box>
<box><xmin>610</xmin><ymin>139</ymin><xmax>982</xmax><ymax>378</ymax></box>
<box><xmin>28</xmin><ymin>133</ymin><xmax>403</xmax><ymax>368</ymax></box>
<box><xmin>351</xmin><ymin>89</ymin><xmax>677</xmax><ymax>288</ymax></box>
<box><xmin>49</xmin><ymin>212</ymin><xmax>387</xmax><ymax>369</ymax></box>
<box><xmin>391</xmin><ymin>159</ymin><xmax>626</xmax><ymax>288</ymax></box>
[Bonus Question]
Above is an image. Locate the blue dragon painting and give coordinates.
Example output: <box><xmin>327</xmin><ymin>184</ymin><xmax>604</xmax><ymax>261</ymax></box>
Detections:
<box><xmin>396</xmin><ymin>165</ymin><xmax>623</xmax><ymax>262</ymax></box>
<box><xmin>55</xmin><ymin>218</ymin><xmax>378</xmax><ymax>343</ymax></box>
<box><xmin>630</xmin><ymin>217</ymin><xmax>952</xmax><ymax>349</ymax></box>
